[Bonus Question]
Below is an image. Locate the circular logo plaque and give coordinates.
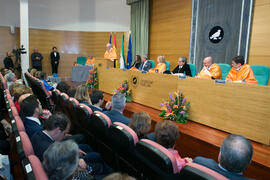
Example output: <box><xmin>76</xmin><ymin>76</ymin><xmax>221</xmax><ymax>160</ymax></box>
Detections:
<box><xmin>209</xmin><ymin>26</ymin><xmax>224</xmax><ymax>44</ymax></box>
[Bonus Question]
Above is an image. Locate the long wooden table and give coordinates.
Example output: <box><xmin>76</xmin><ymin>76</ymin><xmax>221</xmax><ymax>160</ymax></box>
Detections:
<box><xmin>98</xmin><ymin>67</ymin><xmax>270</xmax><ymax>145</ymax></box>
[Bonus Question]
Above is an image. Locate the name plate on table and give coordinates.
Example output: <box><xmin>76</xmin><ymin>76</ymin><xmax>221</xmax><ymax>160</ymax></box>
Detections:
<box><xmin>215</xmin><ymin>80</ymin><xmax>226</xmax><ymax>84</ymax></box>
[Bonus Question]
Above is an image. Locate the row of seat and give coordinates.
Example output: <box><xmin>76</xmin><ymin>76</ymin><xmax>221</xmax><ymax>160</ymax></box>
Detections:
<box><xmin>0</xmin><ymin>73</ymin><xmax>48</xmax><ymax>180</ymax></box>
<box><xmin>147</xmin><ymin>60</ymin><xmax>270</xmax><ymax>85</ymax></box>
<box><xmin>51</xmin><ymin>88</ymin><xmax>228</xmax><ymax>179</ymax></box>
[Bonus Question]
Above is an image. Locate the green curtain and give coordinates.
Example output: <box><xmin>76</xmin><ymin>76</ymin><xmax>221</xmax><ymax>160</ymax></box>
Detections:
<box><xmin>127</xmin><ymin>0</ymin><xmax>149</xmax><ymax>62</ymax></box>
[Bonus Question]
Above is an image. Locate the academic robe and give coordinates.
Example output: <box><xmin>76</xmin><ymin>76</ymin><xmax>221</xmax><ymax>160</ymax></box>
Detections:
<box><xmin>226</xmin><ymin>64</ymin><xmax>258</xmax><ymax>84</ymax></box>
<box><xmin>149</xmin><ymin>63</ymin><xmax>166</xmax><ymax>73</ymax></box>
<box><xmin>104</xmin><ymin>48</ymin><xmax>117</xmax><ymax>61</ymax></box>
<box><xmin>85</xmin><ymin>57</ymin><xmax>95</xmax><ymax>65</ymax></box>
<box><xmin>198</xmin><ymin>63</ymin><xmax>222</xmax><ymax>80</ymax></box>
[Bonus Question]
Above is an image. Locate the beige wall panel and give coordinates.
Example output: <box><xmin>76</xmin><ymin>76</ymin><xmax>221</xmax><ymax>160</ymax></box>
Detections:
<box><xmin>0</xmin><ymin>26</ymin><xmax>16</xmax><ymax>68</ymax></box>
<box><xmin>16</xmin><ymin>28</ymin><xmax>129</xmax><ymax>77</ymax></box>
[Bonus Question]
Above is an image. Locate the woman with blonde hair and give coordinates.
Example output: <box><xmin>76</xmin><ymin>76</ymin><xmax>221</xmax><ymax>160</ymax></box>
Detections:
<box><xmin>149</xmin><ymin>55</ymin><xmax>166</xmax><ymax>73</ymax></box>
<box><xmin>74</xmin><ymin>84</ymin><xmax>92</xmax><ymax>105</ymax></box>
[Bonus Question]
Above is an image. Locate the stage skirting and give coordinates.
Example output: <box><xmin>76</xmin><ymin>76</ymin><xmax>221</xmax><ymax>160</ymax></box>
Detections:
<box><xmin>98</xmin><ymin>67</ymin><xmax>270</xmax><ymax>145</ymax></box>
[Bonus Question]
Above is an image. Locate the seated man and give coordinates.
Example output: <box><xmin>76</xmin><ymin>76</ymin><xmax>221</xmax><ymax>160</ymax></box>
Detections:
<box><xmin>20</xmin><ymin>95</ymin><xmax>43</xmax><ymax>138</ymax></box>
<box><xmin>226</xmin><ymin>56</ymin><xmax>258</xmax><ymax>84</ymax></box>
<box><xmin>90</xmin><ymin>90</ymin><xmax>111</xmax><ymax>112</ymax></box>
<box><xmin>171</xmin><ymin>56</ymin><xmax>192</xmax><ymax>76</ymax></box>
<box><xmin>43</xmin><ymin>140</ymin><xmax>80</xmax><ymax>180</ymax></box>
<box><xmin>31</xmin><ymin>112</ymin><xmax>70</xmax><ymax>161</ymax></box>
<box><xmin>103</xmin><ymin>93</ymin><xmax>130</xmax><ymax>125</ymax></box>
<box><xmin>193</xmin><ymin>134</ymin><xmax>253</xmax><ymax>180</ymax></box>
<box><xmin>138</xmin><ymin>55</ymin><xmax>152</xmax><ymax>72</ymax></box>
<box><xmin>197</xmin><ymin>56</ymin><xmax>222</xmax><ymax>79</ymax></box>
<box><xmin>40</xmin><ymin>72</ymin><xmax>53</xmax><ymax>91</ymax></box>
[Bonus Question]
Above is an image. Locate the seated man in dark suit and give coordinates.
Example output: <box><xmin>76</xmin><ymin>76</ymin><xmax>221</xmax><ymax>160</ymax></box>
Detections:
<box><xmin>31</xmin><ymin>112</ymin><xmax>70</xmax><ymax>161</ymax></box>
<box><xmin>103</xmin><ymin>93</ymin><xmax>130</xmax><ymax>125</ymax></box>
<box><xmin>171</xmin><ymin>56</ymin><xmax>192</xmax><ymax>76</ymax></box>
<box><xmin>89</xmin><ymin>90</ymin><xmax>111</xmax><ymax>112</ymax></box>
<box><xmin>193</xmin><ymin>134</ymin><xmax>253</xmax><ymax>180</ymax></box>
<box><xmin>20</xmin><ymin>95</ymin><xmax>43</xmax><ymax>138</ymax></box>
<box><xmin>138</xmin><ymin>55</ymin><xmax>152</xmax><ymax>73</ymax></box>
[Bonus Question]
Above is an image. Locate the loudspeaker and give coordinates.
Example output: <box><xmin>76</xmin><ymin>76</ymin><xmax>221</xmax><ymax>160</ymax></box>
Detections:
<box><xmin>10</xmin><ymin>26</ymin><xmax>15</xmax><ymax>34</ymax></box>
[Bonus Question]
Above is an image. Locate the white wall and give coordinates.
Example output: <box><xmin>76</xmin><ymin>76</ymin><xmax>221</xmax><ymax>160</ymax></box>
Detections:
<box><xmin>0</xmin><ymin>0</ymin><xmax>130</xmax><ymax>31</ymax></box>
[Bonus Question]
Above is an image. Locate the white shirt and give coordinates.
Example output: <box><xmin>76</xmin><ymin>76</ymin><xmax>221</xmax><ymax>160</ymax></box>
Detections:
<box><xmin>26</xmin><ymin>116</ymin><xmax>41</xmax><ymax>125</ymax></box>
<box><xmin>54</xmin><ymin>52</ymin><xmax>57</xmax><ymax>57</ymax></box>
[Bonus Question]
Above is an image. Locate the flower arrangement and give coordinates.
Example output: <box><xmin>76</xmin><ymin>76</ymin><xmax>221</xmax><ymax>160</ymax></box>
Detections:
<box><xmin>86</xmin><ymin>67</ymin><xmax>98</xmax><ymax>89</ymax></box>
<box><xmin>115</xmin><ymin>80</ymin><xmax>132</xmax><ymax>102</ymax></box>
<box><xmin>159</xmin><ymin>91</ymin><xmax>190</xmax><ymax>123</ymax></box>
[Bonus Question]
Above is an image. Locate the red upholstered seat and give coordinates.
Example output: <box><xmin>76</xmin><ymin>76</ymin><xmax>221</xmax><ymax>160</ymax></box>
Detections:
<box><xmin>113</xmin><ymin>122</ymin><xmax>139</xmax><ymax>145</ymax></box>
<box><xmin>19</xmin><ymin>131</ymin><xmax>34</xmax><ymax>157</ymax></box>
<box><xmin>15</xmin><ymin>115</ymin><xmax>25</xmax><ymax>132</ymax></box>
<box><xmin>94</xmin><ymin>111</ymin><xmax>112</xmax><ymax>127</ymax></box>
<box><xmin>28</xmin><ymin>155</ymin><xmax>49</xmax><ymax>180</ymax></box>
<box><xmin>179</xmin><ymin>162</ymin><xmax>229</xmax><ymax>180</ymax></box>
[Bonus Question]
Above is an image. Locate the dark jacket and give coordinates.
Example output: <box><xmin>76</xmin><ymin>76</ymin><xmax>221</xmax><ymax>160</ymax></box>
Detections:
<box><xmin>103</xmin><ymin>110</ymin><xmax>130</xmax><ymax>126</ymax></box>
<box><xmin>22</xmin><ymin>116</ymin><xmax>43</xmax><ymax>139</ymax></box>
<box><xmin>50</xmin><ymin>51</ymin><xmax>60</xmax><ymax>63</ymax></box>
<box><xmin>31</xmin><ymin>131</ymin><xmax>54</xmax><ymax>161</ymax></box>
<box><xmin>193</xmin><ymin>157</ymin><xmax>252</xmax><ymax>180</ymax></box>
<box><xmin>172</xmin><ymin>63</ymin><xmax>192</xmax><ymax>76</ymax></box>
<box><xmin>138</xmin><ymin>60</ymin><xmax>152</xmax><ymax>72</ymax></box>
<box><xmin>3</xmin><ymin>56</ymin><xmax>14</xmax><ymax>69</ymax></box>
<box><xmin>31</xmin><ymin>52</ymin><xmax>43</xmax><ymax>67</ymax></box>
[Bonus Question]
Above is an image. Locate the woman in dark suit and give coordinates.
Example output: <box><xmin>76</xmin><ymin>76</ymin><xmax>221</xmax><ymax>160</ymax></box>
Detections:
<box><xmin>50</xmin><ymin>46</ymin><xmax>60</xmax><ymax>74</ymax></box>
<box><xmin>172</xmin><ymin>56</ymin><xmax>192</xmax><ymax>76</ymax></box>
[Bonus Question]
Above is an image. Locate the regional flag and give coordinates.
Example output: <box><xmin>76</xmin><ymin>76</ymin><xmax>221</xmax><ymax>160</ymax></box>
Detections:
<box><xmin>120</xmin><ymin>34</ymin><xmax>126</xmax><ymax>69</ymax></box>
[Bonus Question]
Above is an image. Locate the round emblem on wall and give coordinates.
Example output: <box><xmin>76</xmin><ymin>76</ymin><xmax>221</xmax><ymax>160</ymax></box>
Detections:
<box><xmin>130</xmin><ymin>75</ymin><xmax>139</xmax><ymax>88</ymax></box>
<box><xmin>209</xmin><ymin>26</ymin><xmax>224</xmax><ymax>44</ymax></box>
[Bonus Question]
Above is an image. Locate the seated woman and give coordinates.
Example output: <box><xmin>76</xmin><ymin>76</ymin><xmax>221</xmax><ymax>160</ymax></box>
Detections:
<box><xmin>74</xmin><ymin>84</ymin><xmax>92</xmax><ymax>106</ymax></box>
<box><xmin>149</xmin><ymin>56</ymin><xmax>166</xmax><ymax>73</ymax></box>
<box><xmin>128</xmin><ymin>112</ymin><xmax>153</xmax><ymax>140</ymax></box>
<box><xmin>40</xmin><ymin>72</ymin><xmax>54</xmax><ymax>91</ymax></box>
<box><xmin>172</xmin><ymin>56</ymin><xmax>192</xmax><ymax>76</ymax></box>
<box><xmin>155</xmin><ymin>120</ymin><xmax>192</xmax><ymax>172</ymax></box>
<box><xmin>130</xmin><ymin>55</ymin><xmax>142</xmax><ymax>70</ymax></box>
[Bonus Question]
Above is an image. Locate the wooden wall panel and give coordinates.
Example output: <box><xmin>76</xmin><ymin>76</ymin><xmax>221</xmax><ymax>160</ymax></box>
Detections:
<box><xmin>0</xmin><ymin>26</ymin><xmax>17</xmax><ymax>68</ymax></box>
<box><xmin>16</xmin><ymin>29</ymin><xmax>129</xmax><ymax>77</ymax></box>
<box><xmin>249</xmin><ymin>0</ymin><xmax>270</xmax><ymax>68</ymax></box>
<box><xmin>148</xmin><ymin>0</ymin><xmax>192</xmax><ymax>70</ymax></box>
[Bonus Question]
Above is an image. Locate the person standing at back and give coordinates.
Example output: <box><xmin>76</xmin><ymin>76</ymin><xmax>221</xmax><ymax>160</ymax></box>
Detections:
<box><xmin>50</xmin><ymin>46</ymin><xmax>60</xmax><ymax>75</ymax></box>
<box><xmin>3</xmin><ymin>51</ymin><xmax>14</xmax><ymax>70</ymax></box>
<box><xmin>31</xmin><ymin>48</ymin><xmax>43</xmax><ymax>71</ymax></box>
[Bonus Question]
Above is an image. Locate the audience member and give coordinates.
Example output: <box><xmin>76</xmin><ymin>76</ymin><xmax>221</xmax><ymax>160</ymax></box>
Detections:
<box><xmin>103</xmin><ymin>173</ymin><xmax>136</xmax><ymax>180</ymax></box>
<box><xmin>11</xmin><ymin>84</ymin><xmax>33</xmax><ymax>113</ymax></box>
<box><xmin>20</xmin><ymin>95</ymin><xmax>43</xmax><ymax>138</ymax></box>
<box><xmin>138</xmin><ymin>55</ymin><xmax>152</xmax><ymax>72</ymax></box>
<box><xmin>149</xmin><ymin>55</ymin><xmax>166</xmax><ymax>73</ymax></box>
<box><xmin>31</xmin><ymin>112</ymin><xmax>70</xmax><ymax>161</ymax></box>
<box><xmin>43</xmin><ymin>140</ymin><xmax>79</xmax><ymax>180</ymax></box>
<box><xmin>67</xmin><ymin>86</ymin><xmax>77</xmax><ymax>98</ymax></box>
<box><xmin>103</xmin><ymin>93</ymin><xmax>129</xmax><ymax>125</ymax></box>
<box><xmin>56</xmin><ymin>81</ymin><xmax>70</xmax><ymax>94</ymax></box>
<box><xmin>129</xmin><ymin>112</ymin><xmax>152</xmax><ymax>139</ymax></box>
<box><xmin>3</xmin><ymin>51</ymin><xmax>14</xmax><ymax>70</ymax></box>
<box><xmin>31</xmin><ymin>48</ymin><xmax>43</xmax><ymax>71</ymax></box>
<box><xmin>0</xmin><ymin>68</ymin><xmax>9</xmax><ymax>76</ymax></box>
<box><xmin>90</xmin><ymin>90</ymin><xmax>111</xmax><ymax>112</ymax></box>
<box><xmin>34</xmin><ymin>71</ymin><xmax>41</xmax><ymax>79</ymax></box>
<box><xmin>197</xmin><ymin>56</ymin><xmax>222</xmax><ymax>80</ymax></box>
<box><xmin>74</xmin><ymin>84</ymin><xmax>92</xmax><ymax>105</ymax></box>
<box><xmin>29</xmin><ymin>68</ymin><xmax>37</xmax><ymax>77</ymax></box>
<box><xmin>171</xmin><ymin>56</ymin><xmax>192</xmax><ymax>76</ymax></box>
<box><xmin>50</xmin><ymin>46</ymin><xmax>60</xmax><ymax>74</ymax></box>
<box><xmin>40</xmin><ymin>72</ymin><xmax>53</xmax><ymax>91</ymax></box>
<box><xmin>155</xmin><ymin>120</ymin><xmax>191</xmax><ymax>172</ymax></box>
<box><xmin>226</xmin><ymin>56</ymin><xmax>258</xmax><ymax>84</ymax></box>
<box><xmin>193</xmin><ymin>134</ymin><xmax>253</xmax><ymax>180</ymax></box>
<box><xmin>4</xmin><ymin>72</ymin><xmax>22</xmax><ymax>89</ymax></box>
